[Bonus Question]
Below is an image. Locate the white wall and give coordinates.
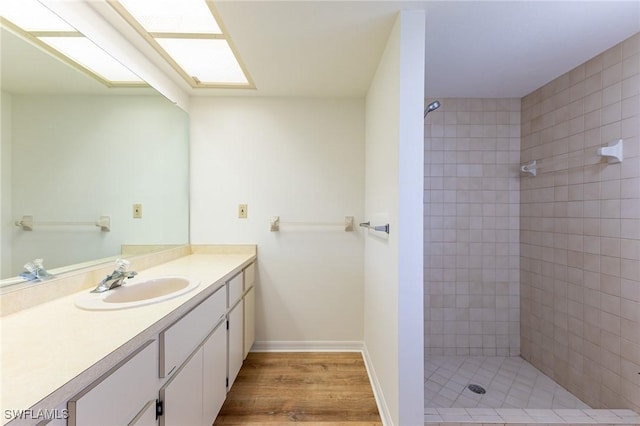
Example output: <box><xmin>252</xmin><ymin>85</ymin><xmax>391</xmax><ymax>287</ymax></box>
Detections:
<box><xmin>396</xmin><ymin>11</ymin><xmax>426</xmax><ymax>424</ymax></box>
<box><xmin>189</xmin><ymin>97</ymin><xmax>365</xmax><ymax>343</ymax></box>
<box><xmin>8</xmin><ymin>95</ymin><xmax>189</xmax><ymax>277</ymax></box>
<box><xmin>363</xmin><ymin>11</ymin><xmax>425</xmax><ymax>425</ymax></box>
<box><xmin>1</xmin><ymin>92</ymin><xmax>13</xmax><ymax>277</ymax></box>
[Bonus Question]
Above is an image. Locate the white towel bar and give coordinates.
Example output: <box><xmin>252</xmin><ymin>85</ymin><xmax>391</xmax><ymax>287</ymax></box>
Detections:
<box><xmin>270</xmin><ymin>216</ymin><xmax>354</xmax><ymax>232</ymax></box>
<box><xmin>14</xmin><ymin>215</ymin><xmax>111</xmax><ymax>232</ymax></box>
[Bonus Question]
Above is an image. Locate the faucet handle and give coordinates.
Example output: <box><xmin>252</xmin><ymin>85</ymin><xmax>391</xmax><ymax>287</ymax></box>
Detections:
<box><xmin>115</xmin><ymin>258</ymin><xmax>130</xmax><ymax>272</ymax></box>
<box><xmin>24</xmin><ymin>261</ymin><xmax>36</xmax><ymax>273</ymax></box>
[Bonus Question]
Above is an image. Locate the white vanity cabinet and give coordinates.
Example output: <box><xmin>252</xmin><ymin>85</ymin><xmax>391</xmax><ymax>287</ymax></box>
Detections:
<box><xmin>159</xmin><ymin>261</ymin><xmax>257</xmax><ymax>425</ymax></box>
<box><xmin>243</xmin><ymin>263</ymin><xmax>256</xmax><ymax>359</ymax></box>
<box><xmin>202</xmin><ymin>323</ymin><xmax>227</xmax><ymax>425</ymax></box>
<box><xmin>67</xmin><ymin>340</ymin><xmax>158</xmax><ymax>426</ymax></box>
<box><xmin>160</xmin><ymin>320</ymin><xmax>227</xmax><ymax>426</ymax></box>
<box><xmin>227</xmin><ymin>271</ymin><xmax>243</xmax><ymax>307</ymax></box>
<box><xmin>159</xmin><ymin>285</ymin><xmax>226</xmax><ymax>379</ymax></box>
<box><xmin>243</xmin><ymin>286</ymin><xmax>255</xmax><ymax>359</ymax></box>
<box><xmin>60</xmin><ymin>260</ymin><xmax>257</xmax><ymax>426</ymax></box>
<box><xmin>227</xmin><ymin>271</ymin><xmax>244</xmax><ymax>390</ymax></box>
<box><xmin>129</xmin><ymin>400</ymin><xmax>158</xmax><ymax>426</ymax></box>
<box><xmin>227</xmin><ymin>300</ymin><xmax>244</xmax><ymax>389</ymax></box>
<box><xmin>160</xmin><ymin>349</ymin><xmax>204</xmax><ymax>426</ymax></box>
<box><xmin>159</xmin><ymin>282</ymin><xmax>227</xmax><ymax>426</ymax></box>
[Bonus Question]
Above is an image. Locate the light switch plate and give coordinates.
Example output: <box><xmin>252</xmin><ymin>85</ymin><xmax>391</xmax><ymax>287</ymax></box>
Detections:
<box><xmin>133</xmin><ymin>203</ymin><xmax>142</xmax><ymax>219</ymax></box>
<box><xmin>238</xmin><ymin>204</ymin><xmax>248</xmax><ymax>219</ymax></box>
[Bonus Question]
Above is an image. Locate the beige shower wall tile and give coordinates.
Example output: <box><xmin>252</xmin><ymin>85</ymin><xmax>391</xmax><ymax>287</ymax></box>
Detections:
<box><xmin>425</xmin><ymin>98</ymin><xmax>521</xmax><ymax>355</ymax></box>
<box><xmin>519</xmin><ymin>32</ymin><xmax>640</xmax><ymax>411</ymax></box>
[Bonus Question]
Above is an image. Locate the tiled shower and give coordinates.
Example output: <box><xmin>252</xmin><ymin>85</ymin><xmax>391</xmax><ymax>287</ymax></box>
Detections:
<box><xmin>424</xmin><ymin>32</ymin><xmax>640</xmax><ymax>422</ymax></box>
<box><xmin>424</xmin><ymin>97</ymin><xmax>521</xmax><ymax>358</ymax></box>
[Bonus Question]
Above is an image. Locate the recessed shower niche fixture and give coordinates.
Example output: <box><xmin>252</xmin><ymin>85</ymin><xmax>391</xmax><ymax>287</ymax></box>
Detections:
<box><xmin>109</xmin><ymin>0</ymin><xmax>254</xmax><ymax>89</ymax></box>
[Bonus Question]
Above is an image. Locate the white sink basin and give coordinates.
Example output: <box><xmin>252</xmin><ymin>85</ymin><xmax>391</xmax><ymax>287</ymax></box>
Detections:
<box><xmin>75</xmin><ymin>276</ymin><xmax>200</xmax><ymax>311</ymax></box>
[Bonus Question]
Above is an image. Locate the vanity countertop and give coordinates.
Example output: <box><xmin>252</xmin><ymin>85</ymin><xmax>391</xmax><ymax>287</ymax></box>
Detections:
<box><xmin>0</xmin><ymin>250</ymin><xmax>256</xmax><ymax>425</ymax></box>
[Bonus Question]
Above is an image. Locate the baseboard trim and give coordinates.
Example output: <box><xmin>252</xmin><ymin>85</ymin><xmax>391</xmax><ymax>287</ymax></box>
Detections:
<box><xmin>251</xmin><ymin>340</ymin><xmax>393</xmax><ymax>426</ymax></box>
<box><xmin>251</xmin><ymin>340</ymin><xmax>364</xmax><ymax>352</ymax></box>
<box><xmin>361</xmin><ymin>344</ymin><xmax>393</xmax><ymax>426</ymax></box>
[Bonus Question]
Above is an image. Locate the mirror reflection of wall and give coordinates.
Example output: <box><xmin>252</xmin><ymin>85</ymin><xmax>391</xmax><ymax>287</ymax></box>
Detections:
<box><xmin>0</xmin><ymin>26</ymin><xmax>189</xmax><ymax>281</ymax></box>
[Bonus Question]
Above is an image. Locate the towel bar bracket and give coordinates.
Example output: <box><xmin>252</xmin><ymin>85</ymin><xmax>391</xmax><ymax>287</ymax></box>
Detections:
<box><xmin>359</xmin><ymin>221</ymin><xmax>390</xmax><ymax>234</ymax></box>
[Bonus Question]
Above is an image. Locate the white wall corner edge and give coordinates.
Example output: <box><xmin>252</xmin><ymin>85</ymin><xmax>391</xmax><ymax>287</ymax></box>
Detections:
<box><xmin>361</xmin><ymin>343</ymin><xmax>394</xmax><ymax>426</ymax></box>
<box><xmin>250</xmin><ymin>341</ymin><xmax>393</xmax><ymax>426</ymax></box>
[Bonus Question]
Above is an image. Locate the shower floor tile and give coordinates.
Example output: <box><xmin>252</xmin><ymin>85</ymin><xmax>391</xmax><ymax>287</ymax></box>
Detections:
<box><xmin>425</xmin><ymin>356</ymin><xmax>590</xmax><ymax>409</ymax></box>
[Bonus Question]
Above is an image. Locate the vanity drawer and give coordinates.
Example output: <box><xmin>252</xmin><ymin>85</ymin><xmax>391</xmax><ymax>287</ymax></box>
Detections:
<box><xmin>160</xmin><ymin>285</ymin><xmax>226</xmax><ymax>378</ymax></box>
<box><xmin>68</xmin><ymin>340</ymin><xmax>157</xmax><ymax>426</ymax></box>
<box><xmin>228</xmin><ymin>271</ymin><xmax>243</xmax><ymax>307</ymax></box>
<box><xmin>244</xmin><ymin>262</ymin><xmax>256</xmax><ymax>289</ymax></box>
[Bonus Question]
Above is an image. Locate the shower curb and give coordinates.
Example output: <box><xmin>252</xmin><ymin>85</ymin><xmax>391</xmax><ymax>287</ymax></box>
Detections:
<box><xmin>424</xmin><ymin>408</ymin><xmax>640</xmax><ymax>425</ymax></box>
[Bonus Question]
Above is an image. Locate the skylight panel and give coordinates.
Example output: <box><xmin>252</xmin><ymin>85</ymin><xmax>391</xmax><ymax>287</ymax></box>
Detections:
<box><xmin>111</xmin><ymin>0</ymin><xmax>253</xmax><ymax>88</ymax></box>
<box><xmin>1</xmin><ymin>0</ymin><xmax>75</xmax><ymax>32</ymax></box>
<box><xmin>156</xmin><ymin>38</ymin><xmax>247</xmax><ymax>84</ymax></box>
<box><xmin>1</xmin><ymin>0</ymin><xmax>145</xmax><ymax>86</ymax></box>
<box><xmin>116</xmin><ymin>0</ymin><xmax>222</xmax><ymax>34</ymax></box>
<box><xmin>40</xmin><ymin>37</ymin><xmax>143</xmax><ymax>82</ymax></box>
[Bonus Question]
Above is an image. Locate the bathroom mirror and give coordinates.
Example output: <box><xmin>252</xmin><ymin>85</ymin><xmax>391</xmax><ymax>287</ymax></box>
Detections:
<box><xmin>0</xmin><ymin>26</ymin><xmax>190</xmax><ymax>288</ymax></box>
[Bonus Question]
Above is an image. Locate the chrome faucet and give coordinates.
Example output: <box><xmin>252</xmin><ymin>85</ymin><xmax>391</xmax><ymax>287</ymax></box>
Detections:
<box><xmin>91</xmin><ymin>259</ymin><xmax>137</xmax><ymax>293</ymax></box>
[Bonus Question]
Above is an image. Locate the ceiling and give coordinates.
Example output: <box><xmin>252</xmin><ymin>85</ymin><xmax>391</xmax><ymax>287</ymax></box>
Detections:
<box><xmin>3</xmin><ymin>1</ymin><xmax>640</xmax><ymax>99</ymax></box>
<box><xmin>209</xmin><ymin>0</ymin><xmax>640</xmax><ymax>99</ymax></box>
<box><xmin>421</xmin><ymin>1</ymin><xmax>640</xmax><ymax>98</ymax></box>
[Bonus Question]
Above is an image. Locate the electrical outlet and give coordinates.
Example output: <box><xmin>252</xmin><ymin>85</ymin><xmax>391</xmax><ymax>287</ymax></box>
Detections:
<box><xmin>133</xmin><ymin>203</ymin><xmax>142</xmax><ymax>219</ymax></box>
<box><xmin>238</xmin><ymin>204</ymin><xmax>248</xmax><ymax>219</ymax></box>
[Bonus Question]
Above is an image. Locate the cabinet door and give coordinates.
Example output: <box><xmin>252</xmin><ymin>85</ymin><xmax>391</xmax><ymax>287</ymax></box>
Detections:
<box><xmin>227</xmin><ymin>272</ymin><xmax>244</xmax><ymax>307</ymax></box>
<box><xmin>128</xmin><ymin>400</ymin><xmax>157</xmax><ymax>426</ymax></box>
<box><xmin>243</xmin><ymin>286</ymin><xmax>255</xmax><ymax>359</ymax></box>
<box><xmin>203</xmin><ymin>322</ymin><xmax>227</xmax><ymax>425</ymax></box>
<box><xmin>160</xmin><ymin>349</ymin><xmax>203</xmax><ymax>426</ymax></box>
<box><xmin>244</xmin><ymin>263</ymin><xmax>255</xmax><ymax>288</ymax></box>
<box><xmin>160</xmin><ymin>286</ymin><xmax>226</xmax><ymax>378</ymax></box>
<box><xmin>227</xmin><ymin>301</ymin><xmax>244</xmax><ymax>389</ymax></box>
<box><xmin>68</xmin><ymin>340</ymin><xmax>157</xmax><ymax>426</ymax></box>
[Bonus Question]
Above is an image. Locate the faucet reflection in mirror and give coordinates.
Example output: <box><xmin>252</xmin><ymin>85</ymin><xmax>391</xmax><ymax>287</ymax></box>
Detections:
<box><xmin>18</xmin><ymin>258</ymin><xmax>54</xmax><ymax>282</ymax></box>
<box><xmin>91</xmin><ymin>259</ymin><xmax>138</xmax><ymax>293</ymax></box>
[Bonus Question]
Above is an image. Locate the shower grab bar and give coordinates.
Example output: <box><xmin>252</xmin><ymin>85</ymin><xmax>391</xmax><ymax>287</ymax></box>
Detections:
<box><xmin>14</xmin><ymin>215</ymin><xmax>111</xmax><ymax>232</ymax></box>
<box><xmin>523</xmin><ymin>157</ymin><xmax>604</xmax><ymax>175</ymax></box>
<box><xmin>521</xmin><ymin>139</ymin><xmax>624</xmax><ymax>176</ymax></box>
<box><xmin>523</xmin><ymin>152</ymin><xmax>599</xmax><ymax>170</ymax></box>
<box><xmin>270</xmin><ymin>216</ymin><xmax>354</xmax><ymax>232</ymax></box>
<box><xmin>359</xmin><ymin>221</ymin><xmax>390</xmax><ymax>234</ymax></box>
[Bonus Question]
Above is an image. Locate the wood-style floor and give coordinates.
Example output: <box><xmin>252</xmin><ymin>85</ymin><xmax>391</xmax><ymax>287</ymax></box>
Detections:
<box><xmin>214</xmin><ymin>352</ymin><xmax>382</xmax><ymax>425</ymax></box>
